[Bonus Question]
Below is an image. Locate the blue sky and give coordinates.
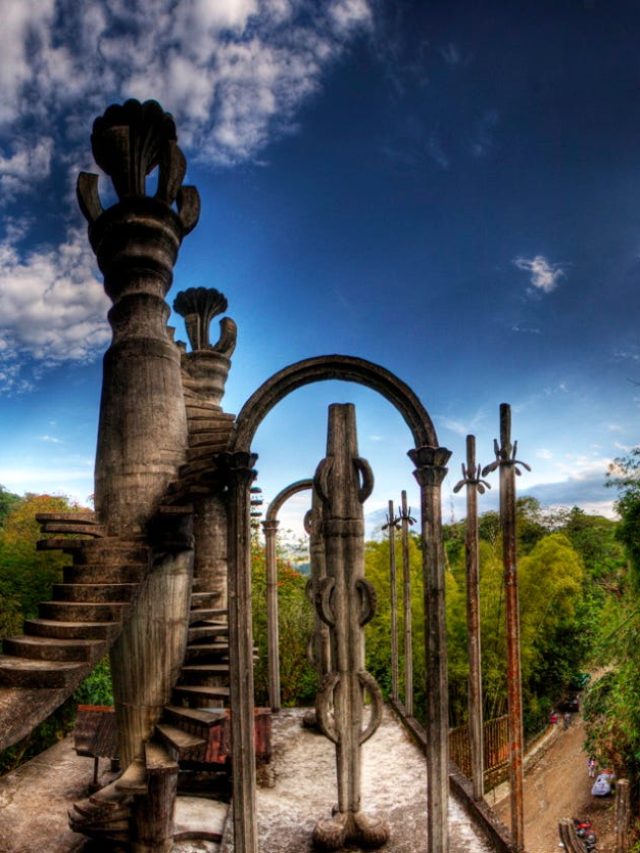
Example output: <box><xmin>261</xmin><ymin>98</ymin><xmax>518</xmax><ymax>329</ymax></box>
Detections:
<box><xmin>1</xmin><ymin>0</ymin><xmax>639</xmax><ymax>536</ymax></box>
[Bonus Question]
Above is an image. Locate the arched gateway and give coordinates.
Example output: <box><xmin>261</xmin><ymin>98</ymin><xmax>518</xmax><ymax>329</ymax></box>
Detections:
<box><xmin>224</xmin><ymin>354</ymin><xmax>452</xmax><ymax>853</ymax></box>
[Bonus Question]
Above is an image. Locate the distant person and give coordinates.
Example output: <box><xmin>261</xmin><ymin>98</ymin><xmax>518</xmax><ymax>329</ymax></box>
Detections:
<box><xmin>550</xmin><ymin>710</ymin><xmax>558</xmax><ymax>725</ymax></box>
<box><xmin>563</xmin><ymin>712</ymin><xmax>571</xmax><ymax>730</ymax></box>
<box><xmin>588</xmin><ymin>757</ymin><xmax>596</xmax><ymax>778</ymax></box>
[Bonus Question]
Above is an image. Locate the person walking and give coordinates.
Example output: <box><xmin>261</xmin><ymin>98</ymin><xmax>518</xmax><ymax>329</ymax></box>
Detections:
<box><xmin>563</xmin><ymin>712</ymin><xmax>571</xmax><ymax>730</ymax></box>
<box><xmin>587</xmin><ymin>757</ymin><xmax>596</xmax><ymax>778</ymax></box>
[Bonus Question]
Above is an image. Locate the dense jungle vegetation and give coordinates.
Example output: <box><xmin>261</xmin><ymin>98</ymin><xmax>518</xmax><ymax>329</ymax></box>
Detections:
<box><xmin>1</xmin><ymin>468</ymin><xmax>640</xmax><ymax>809</ymax></box>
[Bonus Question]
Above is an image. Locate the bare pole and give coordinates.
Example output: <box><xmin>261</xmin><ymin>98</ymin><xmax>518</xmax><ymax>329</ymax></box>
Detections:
<box><xmin>399</xmin><ymin>490</ymin><xmax>416</xmax><ymax>717</ymax></box>
<box><xmin>382</xmin><ymin>501</ymin><xmax>400</xmax><ymax>703</ymax></box>
<box><xmin>615</xmin><ymin>778</ymin><xmax>630</xmax><ymax>853</ymax></box>
<box><xmin>453</xmin><ymin>434</ymin><xmax>490</xmax><ymax>800</ymax></box>
<box><xmin>483</xmin><ymin>404</ymin><xmax>530</xmax><ymax>852</ymax></box>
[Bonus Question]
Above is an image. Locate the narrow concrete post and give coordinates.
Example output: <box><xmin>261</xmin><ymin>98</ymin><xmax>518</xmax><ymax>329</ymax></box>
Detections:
<box><xmin>399</xmin><ymin>490</ymin><xmax>416</xmax><ymax>717</ymax></box>
<box><xmin>408</xmin><ymin>444</ymin><xmax>452</xmax><ymax>853</ymax></box>
<box><xmin>483</xmin><ymin>404</ymin><xmax>530</xmax><ymax>853</ymax></box>
<box><xmin>222</xmin><ymin>451</ymin><xmax>259</xmax><ymax>853</ymax></box>
<box><xmin>453</xmin><ymin>435</ymin><xmax>490</xmax><ymax>800</ymax></box>
<box><xmin>313</xmin><ymin>404</ymin><xmax>389</xmax><ymax>850</ymax></box>
<box><xmin>383</xmin><ymin>500</ymin><xmax>400</xmax><ymax>703</ymax></box>
<box><xmin>261</xmin><ymin>517</ymin><xmax>281</xmax><ymax>711</ymax></box>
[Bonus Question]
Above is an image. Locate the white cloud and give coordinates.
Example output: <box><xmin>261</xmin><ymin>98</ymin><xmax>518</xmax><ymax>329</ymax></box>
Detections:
<box><xmin>514</xmin><ymin>254</ymin><xmax>564</xmax><ymax>293</ymax></box>
<box><xmin>0</xmin><ymin>0</ymin><xmax>373</xmax><ymax>171</ymax></box>
<box><xmin>0</xmin><ymin>225</ymin><xmax>109</xmax><ymax>368</ymax></box>
<box><xmin>536</xmin><ymin>448</ymin><xmax>553</xmax><ymax>460</ymax></box>
<box><xmin>0</xmin><ymin>138</ymin><xmax>53</xmax><ymax>203</ymax></box>
<box><xmin>0</xmin><ymin>1</ymin><xmax>373</xmax><ymax>378</ymax></box>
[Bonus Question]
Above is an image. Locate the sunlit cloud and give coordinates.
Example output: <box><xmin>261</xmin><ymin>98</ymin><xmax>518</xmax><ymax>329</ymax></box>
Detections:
<box><xmin>514</xmin><ymin>254</ymin><xmax>564</xmax><ymax>293</ymax></box>
<box><xmin>0</xmin><ymin>225</ymin><xmax>109</xmax><ymax>363</ymax></box>
<box><xmin>0</xmin><ymin>0</ymin><xmax>374</xmax><ymax>174</ymax></box>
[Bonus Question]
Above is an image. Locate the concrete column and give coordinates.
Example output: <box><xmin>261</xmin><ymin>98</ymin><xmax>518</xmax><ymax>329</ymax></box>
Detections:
<box><xmin>409</xmin><ymin>444</ymin><xmax>452</xmax><ymax>853</ymax></box>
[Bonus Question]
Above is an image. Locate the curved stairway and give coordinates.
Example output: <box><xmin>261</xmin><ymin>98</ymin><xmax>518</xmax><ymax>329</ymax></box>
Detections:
<box><xmin>0</xmin><ymin>513</ymin><xmax>155</xmax><ymax>749</ymax></box>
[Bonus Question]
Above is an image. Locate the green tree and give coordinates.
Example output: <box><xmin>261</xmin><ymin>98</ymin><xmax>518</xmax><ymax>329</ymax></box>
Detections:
<box><xmin>0</xmin><ymin>493</ymin><xmax>77</xmax><ymax>638</ymax></box>
<box><xmin>0</xmin><ymin>486</ymin><xmax>21</xmax><ymax>527</ymax></box>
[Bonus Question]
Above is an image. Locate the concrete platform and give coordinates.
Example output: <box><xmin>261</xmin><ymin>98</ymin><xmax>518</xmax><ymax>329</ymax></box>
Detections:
<box><xmin>0</xmin><ymin>707</ymin><xmax>495</xmax><ymax>852</ymax></box>
<box><xmin>222</xmin><ymin>707</ymin><xmax>494</xmax><ymax>852</ymax></box>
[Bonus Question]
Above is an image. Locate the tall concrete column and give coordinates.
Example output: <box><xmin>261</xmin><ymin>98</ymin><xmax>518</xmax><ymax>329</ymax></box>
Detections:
<box><xmin>408</xmin><ymin>444</ymin><xmax>452</xmax><ymax>853</ymax></box>
<box><xmin>78</xmin><ymin>99</ymin><xmax>200</xmax><ymax>534</ymax></box>
<box><xmin>261</xmin><ymin>518</ymin><xmax>281</xmax><ymax>711</ymax></box>
<box><xmin>174</xmin><ymin>286</ymin><xmax>238</xmax><ymax>610</ymax></box>
<box><xmin>77</xmin><ymin>99</ymin><xmax>200</xmax><ymax>771</ymax></box>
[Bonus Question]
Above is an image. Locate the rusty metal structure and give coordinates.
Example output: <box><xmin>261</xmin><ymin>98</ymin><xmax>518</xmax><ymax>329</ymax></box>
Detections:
<box><xmin>453</xmin><ymin>434</ymin><xmax>490</xmax><ymax>801</ymax></box>
<box><xmin>382</xmin><ymin>500</ymin><xmax>400</xmax><ymax>703</ymax></box>
<box><xmin>483</xmin><ymin>404</ymin><xmax>530</xmax><ymax>852</ymax></box>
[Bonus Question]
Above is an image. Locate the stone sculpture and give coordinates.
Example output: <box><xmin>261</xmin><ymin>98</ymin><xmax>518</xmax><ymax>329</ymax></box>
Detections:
<box><xmin>0</xmin><ymin>99</ymin><xmax>456</xmax><ymax>853</ymax></box>
<box><xmin>312</xmin><ymin>403</ymin><xmax>390</xmax><ymax>850</ymax></box>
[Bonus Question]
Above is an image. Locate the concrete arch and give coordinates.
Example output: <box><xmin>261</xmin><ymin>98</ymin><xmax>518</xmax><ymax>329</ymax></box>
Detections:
<box><xmin>266</xmin><ymin>479</ymin><xmax>313</xmax><ymax>523</ymax></box>
<box><xmin>231</xmin><ymin>354</ymin><xmax>438</xmax><ymax>452</ymax></box>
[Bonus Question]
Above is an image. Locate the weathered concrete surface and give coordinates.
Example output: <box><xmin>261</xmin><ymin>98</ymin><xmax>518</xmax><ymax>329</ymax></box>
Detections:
<box><xmin>222</xmin><ymin>707</ymin><xmax>494</xmax><ymax>852</ymax></box>
<box><xmin>0</xmin><ymin>738</ymin><xmax>227</xmax><ymax>853</ymax></box>
<box><xmin>0</xmin><ymin>736</ymin><xmax>103</xmax><ymax>853</ymax></box>
<box><xmin>0</xmin><ymin>709</ymin><xmax>496</xmax><ymax>852</ymax></box>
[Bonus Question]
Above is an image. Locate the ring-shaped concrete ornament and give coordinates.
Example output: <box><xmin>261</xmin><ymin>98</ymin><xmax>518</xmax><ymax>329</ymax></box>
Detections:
<box><xmin>230</xmin><ymin>354</ymin><xmax>438</xmax><ymax>453</ymax></box>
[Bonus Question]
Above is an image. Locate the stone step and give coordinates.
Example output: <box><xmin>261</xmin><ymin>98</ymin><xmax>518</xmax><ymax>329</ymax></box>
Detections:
<box><xmin>64</xmin><ymin>563</ymin><xmax>147</xmax><ymax>584</ymax></box>
<box><xmin>163</xmin><ymin>704</ymin><xmax>226</xmax><ymax>735</ymax></box>
<box><xmin>0</xmin><ymin>655</ymin><xmax>86</xmax><ymax>688</ymax></box>
<box><xmin>3</xmin><ymin>634</ymin><xmax>104</xmax><ymax>662</ymax></box>
<box><xmin>155</xmin><ymin>722</ymin><xmax>207</xmax><ymax>759</ymax></box>
<box><xmin>37</xmin><ymin>538</ymin><xmax>86</xmax><ymax>552</ymax></box>
<box><xmin>186</xmin><ymin>444</ymin><xmax>228</xmax><ymax>463</ymax></box>
<box><xmin>189</xmin><ymin>609</ymin><xmax>227</xmax><ymax>625</ymax></box>
<box><xmin>178</xmin><ymin>459</ymin><xmax>220</xmax><ymax>480</ymax></box>
<box><xmin>180</xmin><ymin>663</ymin><xmax>230</xmax><ymax>678</ymax></box>
<box><xmin>52</xmin><ymin>583</ymin><xmax>139</xmax><ymax>603</ymax></box>
<box><xmin>185</xmin><ymin>401</ymin><xmax>224</xmax><ymax>416</ymax></box>
<box><xmin>24</xmin><ymin>618</ymin><xmax>120</xmax><ymax>640</ymax></box>
<box><xmin>187</xmin><ymin>624</ymin><xmax>229</xmax><ymax>642</ymax></box>
<box><xmin>145</xmin><ymin>740</ymin><xmax>178</xmax><ymax>774</ymax></box>
<box><xmin>115</xmin><ymin>757</ymin><xmax>147</xmax><ymax>795</ymax></box>
<box><xmin>70</xmin><ymin>541</ymin><xmax>150</xmax><ymax>567</ymax></box>
<box><xmin>172</xmin><ymin>684</ymin><xmax>230</xmax><ymax>703</ymax></box>
<box><xmin>190</xmin><ymin>592</ymin><xmax>221</xmax><ymax>606</ymax></box>
<box><xmin>184</xmin><ymin>644</ymin><xmax>230</xmax><ymax>662</ymax></box>
<box><xmin>35</xmin><ymin>511</ymin><xmax>97</xmax><ymax>524</ymax></box>
<box><xmin>188</xmin><ymin>429</ymin><xmax>234</xmax><ymax>448</ymax></box>
<box><xmin>38</xmin><ymin>522</ymin><xmax>106</xmax><ymax>538</ymax></box>
<box><xmin>39</xmin><ymin>601</ymin><xmax>129</xmax><ymax>622</ymax></box>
